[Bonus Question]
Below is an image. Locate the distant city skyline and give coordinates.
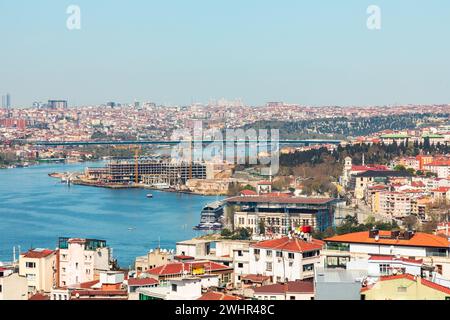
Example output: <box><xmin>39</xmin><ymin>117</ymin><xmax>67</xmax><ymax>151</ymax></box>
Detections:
<box><xmin>2</xmin><ymin>1</ymin><xmax>450</xmax><ymax>107</ymax></box>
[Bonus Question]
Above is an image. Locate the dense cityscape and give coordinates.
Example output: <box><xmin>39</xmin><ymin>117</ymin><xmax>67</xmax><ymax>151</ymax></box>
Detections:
<box><xmin>1</xmin><ymin>97</ymin><xmax>449</xmax><ymax>300</ymax></box>
<box><xmin>2</xmin><ymin>1</ymin><xmax>450</xmax><ymax>313</ymax></box>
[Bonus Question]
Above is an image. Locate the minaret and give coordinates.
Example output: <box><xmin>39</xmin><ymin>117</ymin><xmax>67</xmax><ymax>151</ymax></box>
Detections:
<box><xmin>362</xmin><ymin>153</ymin><xmax>365</xmax><ymax>166</ymax></box>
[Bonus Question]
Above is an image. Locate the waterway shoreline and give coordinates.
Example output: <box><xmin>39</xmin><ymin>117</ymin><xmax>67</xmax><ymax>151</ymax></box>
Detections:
<box><xmin>0</xmin><ymin>162</ymin><xmax>220</xmax><ymax>266</ymax></box>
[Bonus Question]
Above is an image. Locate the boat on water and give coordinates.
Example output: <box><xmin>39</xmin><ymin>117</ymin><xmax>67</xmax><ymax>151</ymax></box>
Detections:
<box><xmin>146</xmin><ymin>193</ymin><xmax>153</xmax><ymax>198</ymax></box>
<box><xmin>193</xmin><ymin>201</ymin><xmax>225</xmax><ymax>231</ymax></box>
<box><xmin>193</xmin><ymin>222</ymin><xmax>223</xmax><ymax>231</ymax></box>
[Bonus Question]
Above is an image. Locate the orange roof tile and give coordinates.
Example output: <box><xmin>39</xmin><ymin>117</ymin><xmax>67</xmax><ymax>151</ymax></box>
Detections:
<box><xmin>198</xmin><ymin>292</ymin><xmax>241</xmax><ymax>300</ymax></box>
<box><xmin>325</xmin><ymin>231</ymin><xmax>449</xmax><ymax>248</ymax></box>
<box><xmin>252</xmin><ymin>237</ymin><xmax>324</xmax><ymax>252</ymax></box>
<box><xmin>22</xmin><ymin>249</ymin><xmax>55</xmax><ymax>259</ymax></box>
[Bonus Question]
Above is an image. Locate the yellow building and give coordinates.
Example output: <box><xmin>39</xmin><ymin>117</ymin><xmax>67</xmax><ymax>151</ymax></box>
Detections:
<box><xmin>19</xmin><ymin>249</ymin><xmax>56</xmax><ymax>294</ymax></box>
<box><xmin>362</xmin><ymin>274</ymin><xmax>450</xmax><ymax>300</ymax></box>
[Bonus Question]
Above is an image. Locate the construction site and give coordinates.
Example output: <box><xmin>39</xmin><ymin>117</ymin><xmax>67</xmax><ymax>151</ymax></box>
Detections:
<box><xmin>84</xmin><ymin>159</ymin><xmax>209</xmax><ymax>186</ymax></box>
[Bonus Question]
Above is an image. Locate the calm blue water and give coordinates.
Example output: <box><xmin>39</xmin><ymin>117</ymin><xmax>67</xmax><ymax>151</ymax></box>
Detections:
<box><xmin>0</xmin><ymin>162</ymin><xmax>219</xmax><ymax>267</ymax></box>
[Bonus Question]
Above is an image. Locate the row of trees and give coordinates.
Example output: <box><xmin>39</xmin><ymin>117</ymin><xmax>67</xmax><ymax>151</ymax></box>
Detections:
<box><xmin>312</xmin><ymin>215</ymin><xmax>400</xmax><ymax>239</ymax></box>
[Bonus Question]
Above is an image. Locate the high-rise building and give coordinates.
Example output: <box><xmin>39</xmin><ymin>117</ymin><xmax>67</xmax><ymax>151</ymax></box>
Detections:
<box><xmin>1</xmin><ymin>93</ymin><xmax>10</xmax><ymax>109</ymax></box>
<box><xmin>6</xmin><ymin>93</ymin><xmax>10</xmax><ymax>109</ymax></box>
<box><xmin>48</xmin><ymin>100</ymin><xmax>68</xmax><ymax>109</ymax></box>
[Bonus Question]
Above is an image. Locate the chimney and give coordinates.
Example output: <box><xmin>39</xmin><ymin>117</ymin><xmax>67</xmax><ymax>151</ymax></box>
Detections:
<box><xmin>369</xmin><ymin>228</ymin><xmax>379</xmax><ymax>239</ymax></box>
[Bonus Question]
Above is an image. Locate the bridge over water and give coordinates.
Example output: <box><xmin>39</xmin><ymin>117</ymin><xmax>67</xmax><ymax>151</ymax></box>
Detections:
<box><xmin>20</xmin><ymin>139</ymin><xmax>342</xmax><ymax>147</ymax></box>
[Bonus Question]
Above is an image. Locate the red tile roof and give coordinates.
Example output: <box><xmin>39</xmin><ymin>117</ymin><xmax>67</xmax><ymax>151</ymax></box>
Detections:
<box><xmin>71</xmin><ymin>290</ymin><xmax>128</xmax><ymax>297</ymax></box>
<box><xmin>366</xmin><ymin>274</ymin><xmax>450</xmax><ymax>295</ymax></box>
<box><xmin>240</xmin><ymin>190</ymin><xmax>257</xmax><ymax>196</ymax></box>
<box><xmin>174</xmin><ymin>255</ymin><xmax>195</xmax><ymax>261</ymax></box>
<box><xmin>254</xmin><ymin>280</ymin><xmax>314</xmax><ymax>294</ymax></box>
<box><xmin>128</xmin><ymin>278</ymin><xmax>159</xmax><ymax>286</ymax></box>
<box><xmin>198</xmin><ymin>292</ymin><xmax>241</xmax><ymax>300</ymax></box>
<box><xmin>352</xmin><ymin>165</ymin><xmax>389</xmax><ymax>172</ymax></box>
<box><xmin>22</xmin><ymin>249</ymin><xmax>55</xmax><ymax>259</ymax></box>
<box><xmin>432</xmin><ymin>187</ymin><xmax>450</xmax><ymax>193</ymax></box>
<box><xmin>78</xmin><ymin>280</ymin><xmax>100</xmax><ymax>289</ymax></box>
<box><xmin>29</xmin><ymin>293</ymin><xmax>50</xmax><ymax>300</ymax></box>
<box><xmin>241</xmin><ymin>274</ymin><xmax>271</xmax><ymax>283</ymax></box>
<box><xmin>368</xmin><ymin>255</ymin><xmax>423</xmax><ymax>265</ymax></box>
<box><xmin>325</xmin><ymin>231</ymin><xmax>449</xmax><ymax>248</ymax></box>
<box><xmin>147</xmin><ymin>261</ymin><xmax>232</xmax><ymax>276</ymax></box>
<box><xmin>252</xmin><ymin>237</ymin><xmax>324</xmax><ymax>253</ymax></box>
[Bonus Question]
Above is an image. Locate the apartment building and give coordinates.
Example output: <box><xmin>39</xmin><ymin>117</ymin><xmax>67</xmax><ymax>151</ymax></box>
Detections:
<box><xmin>248</xmin><ymin>236</ymin><xmax>323</xmax><ymax>283</ymax></box>
<box><xmin>57</xmin><ymin>238</ymin><xmax>110</xmax><ymax>287</ymax></box>
<box><xmin>424</xmin><ymin>160</ymin><xmax>450</xmax><ymax>179</ymax></box>
<box><xmin>136</xmin><ymin>277</ymin><xmax>202</xmax><ymax>300</ymax></box>
<box><xmin>361</xmin><ymin>274</ymin><xmax>450</xmax><ymax>300</ymax></box>
<box><xmin>229</xmin><ymin>195</ymin><xmax>336</xmax><ymax>234</ymax></box>
<box><xmin>323</xmin><ymin>230</ymin><xmax>450</xmax><ymax>279</ymax></box>
<box><xmin>0</xmin><ymin>267</ymin><xmax>27</xmax><ymax>300</ymax></box>
<box><xmin>18</xmin><ymin>248</ymin><xmax>56</xmax><ymax>293</ymax></box>
<box><xmin>135</xmin><ymin>248</ymin><xmax>174</xmax><ymax>273</ymax></box>
<box><xmin>375</xmin><ymin>191</ymin><xmax>412</xmax><ymax>218</ymax></box>
<box><xmin>351</xmin><ymin>170</ymin><xmax>412</xmax><ymax>200</ymax></box>
<box><xmin>252</xmin><ymin>280</ymin><xmax>314</xmax><ymax>300</ymax></box>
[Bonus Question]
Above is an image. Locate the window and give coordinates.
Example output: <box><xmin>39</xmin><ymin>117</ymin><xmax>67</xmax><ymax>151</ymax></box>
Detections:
<box><xmin>290</xmin><ymin>296</ymin><xmax>295</xmax><ymax>300</ymax></box>
<box><xmin>397</xmin><ymin>286</ymin><xmax>407</xmax><ymax>293</ymax></box>
<box><xmin>75</xmin><ymin>262</ymin><xmax>79</xmax><ymax>270</ymax></box>
<box><xmin>288</xmin><ymin>253</ymin><xmax>295</xmax><ymax>259</ymax></box>
<box><xmin>26</xmin><ymin>274</ymin><xmax>36</xmax><ymax>280</ymax></box>
<box><xmin>171</xmin><ymin>284</ymin><xmax>177</xmax><ymax>292</ymax></box>
<box><xmin>436</xmin><ymin>264</ymin><xmax>443</xmax><ymax>275</ymax></box>
<box><xmin>303</xmin><ymin>264</ymin><xmax>314</xmax><ymax>272</ymax></box>
<box><xmin>266</xmin><ymin>250</ymin><xmax>272</xmax><ymax>257</ymax></box>
<box><xmin>237</xmin><ymin>250</ymin><xmax>243</xmax><ymax>257</ymax></box>
<box><xmin>254</xmin><ymin>249</ymin><xmax>260</xmax><ymax>255</ymax></box>
<box><xmin>26</xmin><ymin>262</ymin><xmax>36</xmax><ymax>268</ymax></box>
<box><xmin>266</xmin><ymin>262</ymin><xmax>272</xmax><ymax>272</ymax></box>
<box><xmin>379</xmin><ymin>264</ymin><xmax>390</xmax><ymax>275</ymax></box>
<box><xmin>238</xmin><ymin>263</ymin><xmax>243</xmax><ymax>268</ymax></box>
<box><xmin>303</xmin><ymin>251</ymin><xmax>318</xmax><ymax>258</ymax></box>
<box><xmin>0</xmin><ymin>285</ymin><xmax>2</xmax><ymax>293</ymax></box>
<box><xmin>276</xmin><ymin>251</ymin><xmax>282</xmax><ymax>258</ymax></box>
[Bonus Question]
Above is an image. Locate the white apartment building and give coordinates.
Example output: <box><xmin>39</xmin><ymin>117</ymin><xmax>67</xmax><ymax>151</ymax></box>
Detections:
<box><xmin>0</xmin><ymin>267</ymin><xmax>28</xmax><ymax>300</ymax></box>
<box><xmin>378</xmin><ymin>191</ymin><xmax>412</xmax><ymax>218</ymax></box>
<box><xmin>233</xmin><ymin>247</ymin><xmax>251</xmax><ymax>286</ymax></box>
<box><xmin>323</xmin><ymin>230</ymin><xmax>450</xmax><ymax>279</ymax></box>
<box><xmin>19</xmin><ymin>248</ymin><xmax>56</xmax><ymax>294</ymax></box>
<box><xmin>248</xmin><ymin>236</ymin><xmax>323</xmax><ymax>283</ymax></box>
<box><xmin>57</xmin><ymin>238</ymin><xmax>110</xmax><ymax>287</ymax></box>
<box><xmin>136</xmin><ymin>277</ymin><xmax>202</xmax><ymax>300</ymax></box>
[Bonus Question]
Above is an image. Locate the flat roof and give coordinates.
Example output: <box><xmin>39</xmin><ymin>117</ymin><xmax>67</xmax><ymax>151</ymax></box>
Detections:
<box><xmin>226</xmin><ymin>196</ymin><xmax>335</xmax><ymax>205</ymax></box>
<box><xmin>325</xmin><ymin>231</ymin><xmax>449</xmax><ymax>249</ymax></box>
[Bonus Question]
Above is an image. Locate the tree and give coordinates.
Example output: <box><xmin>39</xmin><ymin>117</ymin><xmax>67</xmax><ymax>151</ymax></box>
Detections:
<box><xmin>232</xmin><ymin>228</ymin><xmax>252</xmax><ymax>240</ymax></box>
<box><xmin>258</xmin><ymin>220</ymin><xmax>266</xmax><ymax>235</ymax></box>
<box><xmin>394</xmin><ymin>164</ymin><xmax>406</xmax><ymax>171</ymax></box>
<box><xmin>220</xmin><ymin>228</ymin><xmax>233</xmax><ymax>238</ymax></box>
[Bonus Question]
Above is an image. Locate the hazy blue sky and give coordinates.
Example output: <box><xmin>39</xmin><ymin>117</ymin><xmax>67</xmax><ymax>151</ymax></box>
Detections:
<box><xmin>1</xmin><ymin>0</ymin><xmax>450</xmax><ymax>107</ymax></box>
